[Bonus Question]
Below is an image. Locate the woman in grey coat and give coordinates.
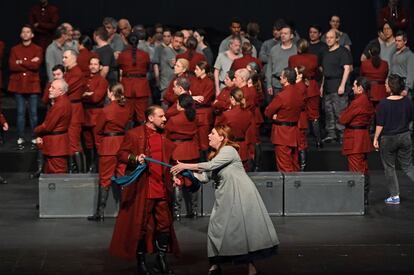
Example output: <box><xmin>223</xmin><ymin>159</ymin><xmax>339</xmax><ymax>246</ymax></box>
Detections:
<box><xmin>171</xmin><ymin>125</ymin><xmax>279</xmax><ymax>275</ymax></box>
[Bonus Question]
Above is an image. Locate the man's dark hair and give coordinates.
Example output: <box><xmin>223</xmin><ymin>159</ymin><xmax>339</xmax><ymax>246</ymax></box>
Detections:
<box><xmin>309</xmin><ymin>24</ymin><xmax>322</xmax><ymax>33</ymax></box>
<box><xmin>22</xmin><ymin>24</ymin><xmax>34</xmax><ymax>33</ymax></box>
<box><xmin>282</xmin><ymin>67</ymin><xmax>297</xmax><ymax>85</ymax></box>
<box><xmin>54</xmin><ymin>25</ymin><xmax>67</xmax><ymax>39</ymax></box>
<box><xmin>145</xmin><ymin>105</ymin><xmax>163</xmax><ymax>120</ymax></box>
<box><xmin>395</xmin><ymin>30</ymin><xmax>408</xmax><ymax>41</ymax></box>
<box><xmin>94</xmin><ymin>26</ymin><xmax>109</xmax><ymax>41</ymax></box>
<box><xmin>387</xmin><ymin>74</ymin><xmax>405</xmax><ymax>95</ymax></box>
<box><xmin>355</xmin><ymin>77</ymin><xmax>371</xmax><ymax>92</ymax></box>
<box><xmin>175</xmin><ymin>77</ymin><xmax>191</xmax><ymax>91</ymax></box>
<box><xmin>133</xmin><ymin>28</ymin><xmax>146</xmax><ymax>41</ymax></box>
<box><xmin>52</xmin><ymin>64</ymin><xmax>65</xmax><ymax>73</ymax></box>
<box><xmin>173</xmin><ymin>31</ymin><xmax>184</xmax><ymax>39</ymax></box>
<box><xmin>146</xmin><ymin>27</ymin><xmax>155</xmax><ymax>39</ymax></box>
<box><xmin>273</xmin><ymin>19</ymin><xmax>287</xmax><ymax>31</ymax></box>
<box><xmin>230</xmin><ymin>17</ymin><xmax>241</xmax><ymax>25</ymax></box>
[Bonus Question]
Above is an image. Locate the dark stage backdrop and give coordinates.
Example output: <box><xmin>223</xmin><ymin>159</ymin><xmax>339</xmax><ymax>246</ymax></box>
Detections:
<box><xmin>0</xmin><ymin>0</ymin><xmax>412</xmax><ymax>64</ymax></box>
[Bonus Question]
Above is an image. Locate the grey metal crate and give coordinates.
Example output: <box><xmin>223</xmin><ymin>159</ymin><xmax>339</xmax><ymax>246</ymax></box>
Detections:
<box><xmin>39</xmin><ymin>173</ymin><xmax>119</xmax><ymax>218</ymax></box>
<box><xmin>283</xmin><ymin>171</ymin><xmax>365</xmax><ymax>216</ymax></box>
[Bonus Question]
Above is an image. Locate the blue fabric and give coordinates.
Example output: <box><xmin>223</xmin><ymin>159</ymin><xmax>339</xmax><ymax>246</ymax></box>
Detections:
<box><xmin>111</xmin><ymin>157</ymin><xmax>201</xmax><ymax>192</ymax></box>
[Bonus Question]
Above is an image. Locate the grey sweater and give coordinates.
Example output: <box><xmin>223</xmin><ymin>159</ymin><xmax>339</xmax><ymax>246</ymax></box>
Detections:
<box><xmin>390</xmin><ymin>47</ymin><xmax>414</xmax><ymax>91</ymax></box>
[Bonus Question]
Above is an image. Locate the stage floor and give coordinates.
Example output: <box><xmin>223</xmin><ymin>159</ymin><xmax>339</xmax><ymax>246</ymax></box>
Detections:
<box><xmin>1</xmin><ymin>172</ymin><xmax>414</xmax><ymax>275</ymax></box>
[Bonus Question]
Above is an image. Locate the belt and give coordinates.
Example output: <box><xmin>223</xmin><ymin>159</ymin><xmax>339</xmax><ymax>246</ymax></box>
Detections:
<box><xmin>123</xmin><ymin>73</ymin><xmax>146</xmax><ymax>78</ymax></box>
<box><xmin>325</xmin><ymin>76</ymin><xmax>342</xmax><ymax>80</ymax></box>
<box><xmin>70</xmin><ymin>99</ymin><xmax>82</xmax><ymax>103</ymax></box>
<box><xmin>102</xmin><ymin>131</ymin><xmax>125</xmax><ymax>137</ymax></box>
<box><xmin>273</xmin><ymin>120</ymin><xmax>298</xmax><ymax>126</ymax></box>
<box><xmin>345</xmin><ymin>125</ymin><xmax>369</xmax><ymax>130</ymax></box>
<box><xmin>43</xmin><ymin>130</ymin><xmax>67</xmax><ymax>136</ymax></box>
<box><xmin>370</xmin><ymin>80</ymin><xmax>385</xmax><ymax>85</ymax></box>
<box><xmin>83</xmin><ymin>102</ymin><xmax>104</xmax><ymax>109</ymax></box>
<box><xmin>234</xmin><ymin>137</ymin><xmax>245</xmax><ymax>142</ymax></box>
<box><xmin>171</xmin><ymin>138</ymin><xmax>192</xmax><ymax>142</ymax></box>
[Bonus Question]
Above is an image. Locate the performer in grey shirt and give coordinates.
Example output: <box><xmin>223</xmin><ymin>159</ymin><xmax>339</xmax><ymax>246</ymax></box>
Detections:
<box><xmin>390</xmin><ymin>31</ymin><xmax>414</xmax><ymax>94</ymax></box>
<box><xmin>218</xmin><ymin>18</ymin><xmax>257</xmax><ymax>57</ymax></box>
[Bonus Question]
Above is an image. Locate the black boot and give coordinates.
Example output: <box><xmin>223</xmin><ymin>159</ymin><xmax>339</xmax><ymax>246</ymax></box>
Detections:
<box><xmin>87</xmin><ymin>186</ymin><xmax>109</xmax><ymax>221</ymax></box>
<box><xmin>86</xmin><ymin>148</ymin><xmax>97</xmax><ymax>173</ymax></box>
<box><xmin>173</xmin><ymin>186</ymin><xmax>182</xmax><ymax>221</ymax></box>
<box><xmin>311</xmin><ymin>119</ymin><xmax>323</xmax><ymax>149</ymax></box>
<box><xmin>254</xmin><ymin>143</ymin><xmax>262</xmax><ymax>172</ymax></box>
<box><xmin>299</xmin><ymin>150</ymin><xmax>306</xmax><ymax>171</ymax></box>
<box><xmin>30</xmin><ymin>151</ymin><xmax>44</xmax><ymax>179</ymax></box>
<box><xmin>74</xmin><ymin>151</ymin><xmax>86</xmax><ymax>173</ymax></box>
<box><xmin>154</xmin><ymin>233</ymin><xmax>174</xmax><ymax>274</ymax></box>
<box><xmin>364</xmin><ymin>174</ymin><xmax>370</xmax><ymax>206</ymax></box>
<box><xmin>136</xmin><ymin>239</ymin><xmax>152</xmax><ymax>275</ymax></box>
<box><xmin>68</xmin><ymin>155</ymin><xmax>78</xmax><ymax>173</ymax></box>
<box><xmin>0</xmin><ymin>175</ymin><xmax>7</xmax><ymax>184</ymax></box>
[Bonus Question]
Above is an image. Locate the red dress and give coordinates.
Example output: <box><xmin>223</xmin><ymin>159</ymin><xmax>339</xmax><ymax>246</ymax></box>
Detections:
<box><xmin>215</xmin><ymin>105</ymin><xmax>255</xmax><ymax>162</ymax></box>
<box><xmin>190</xmin><ymin>76</ymin><xmax>215</xmax><ymax>150</ymax></box>
<box><xmin>110</xmin><ymin>125</ymin><xmax>179</xmax><ymax>261</ymax></box>
<box><xmin>95</xmin><ymin>101</ymin><xmax>131</xmax><ymax>187</ymax></box>
<box><xmin>118</xmin><ymin>47</ymin><xmax>151</xmax><ymax>122</ymax></box>
<box><xmin>34</xmin><ymin>94</ymin><xmax>72</xmax><ymax>173</ymax></box>
<box><xmin>82</xmin><ymin>74</ymin><xmax>108</xmax><ymax>149</ymax></box>
<box><xmin>265</xmin><ymin>85</ymin><xmax>304</xmax><ymax>172</ymax></box>
<box><xmin>64</xmin><ymin>65</ymin><xmax>86</xmax><ymax>154</ymax></box>
<box><xmin>339</xmin><ymin>93</ymin><xmax>375</xmax><ymax>174</ymax></box>
<box><xmin>360</xmin><ymin>59</ymin><xmax>388</xmax><ymax>108</ymax></box>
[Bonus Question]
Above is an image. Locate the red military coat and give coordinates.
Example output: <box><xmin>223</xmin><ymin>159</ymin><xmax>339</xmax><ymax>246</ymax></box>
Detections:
<box><xmin>64</xmin><ymin>65</ymin><xmax>86</xmax><ymax>124</ymax></box>
<box><xmin>339</xmin><ymin>93</ymin><xmax>375</xmax><ymax>155</ymax></box>
<box><xmin>176</xmin><ymin>50</ymin><xmax>207</xmax><ymax>72</ymax></box>
<box><xmin>231</xmin><ymin>54</ymin><xmax>263</xmax><ymax>71</ymax></box>
<box><xmin>118</xmin><ymin>47</ymin><xmax>151</xmax><ymax>98</ymax></box>
<box><xmin>360</xmin><ymin>59</ymin><xmax>388</xmax><ymax>102</ymax></box>
<box><xmin>215</xmin><ymin>105</ymin><xmax>255</xmax><ymax>161</ymax></box>
<box><xmin>77</xmin><ymin>48</ymin><xmax>98</xmax><ymax>79</ymax></box>
<box><xmin>8</xmin><ymin>43</ymin><xmax>43</xmax><ymax>93</ymax></box>
<box><xmin>83</xmin><ymin>74</ymin><xmax>108</xmax><ymax>127</ymax></box>
<box><xmin>29</xmin><ymin>3</ymin><xmax>59</xmax><ymax>50</ymax></box>
<box><xmin>264</xmin><ymin>85</ymin><xmax>304</xmax><ymax>147</ymax></box>
<box><xmin>190</xmin><ymin>76</ymin><xmax>215</xmax><ymax>126</ymax></box>
<box><xmin>162</xmin><ymin>73</ymin><xmax>194</xmax><ymax>107</ymax></box>
<box><xmin>165</xmin><ymin>111</ymin><xmax>200</xmax><ymax>161</ymax></box>
<box><xmin>34</xmin><ymin>94</ymin><xmax>71</xmax><ymax>156</ymax></box>
<box><xmin>289</xmin><ymin>53</ymin><xmax>318</xmax><ymax>78</ymax></box>
<box><xmin>110</xmin><ymin>125</ymin><xmax>179</xmax><ymax>261</ymax></box>
<box><xmin>213</xmin><ymin>86</ymin><xmax>232</xmax><ymax>116</ymax></box>
<box><xmin>295</xmin><ymin>81</ymin><xmax>308</xmax><ymax>129</ymax></box>
<box><xmin>95</xmin><ymin>101</ymin><xmax>131</xmax><ymax>156</ymax></box>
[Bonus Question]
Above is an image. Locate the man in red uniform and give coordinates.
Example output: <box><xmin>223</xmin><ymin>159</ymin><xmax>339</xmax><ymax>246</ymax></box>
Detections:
<box><xmin>231</xmin><ymin>42</ymin><xmax>263</xmax><ymax>71</ymax></box>
<box><xmin>8</xmin><ymin>25</ymin><xmax>43</xmax><ymax>150</ymax></box>
<box><xmin>339</xmin><ymin>77</ymin><xmax>375</xmax><ymax>205</ymax></box>
<box><xmin>29</xmin><ymin>0</ymin><xmax>59</xmax><ymax>51</ymax></box>
<box><xmin>110</xmin><ymin>105</ymin><xmax>178</xmax><ymax>275</ymax></box>
<box><xmin>82</xmin><ymin>57</ymin><xmax>108</xmax><ymax>172</ymax></box>
<box><xmin>213</xmin><ymin>70</ymin><xmax>235</xmax><ymax>118</ymax></box>
<box><xmin>265</xmin><ymin>67</ymin><xmax>304</xmax><ymax>172</ymax></box>
<box><xmin>34</xmin><ymin>79</ymin><xmax>71</xmax><ymax>173</ymax></box>
<box><xmin>63</xmin><ymin>49</ymin><xmax>86</xmax><ymax>173</ymax></box>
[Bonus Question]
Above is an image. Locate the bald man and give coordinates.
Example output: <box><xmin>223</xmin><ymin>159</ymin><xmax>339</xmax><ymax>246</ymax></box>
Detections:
<box><xmin>118</xmin><ymin>18</ymin><xmax>131</xmax><ymax>45</ymax></box>
<box><xmin>35</xmin><ymin>79</ymin><xmax>72</xmax><ymax>173</ymax></box>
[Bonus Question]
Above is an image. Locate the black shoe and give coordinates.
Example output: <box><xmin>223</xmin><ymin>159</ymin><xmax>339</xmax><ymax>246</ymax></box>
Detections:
<box><xmin>153</xmin><ymin>253</ymin><xmax>174</xmax><ymax>274</ymax></box>
<box><xmin>137</xmin><ymin>252</ymin><xmax>152</xmax><ymax>275</ymax></box>
<box><xmin>87</xmin><ymin>214</ymin><xmax>104</xmax><ymax>221</ymax></box>
<box><xmin>0</xmin><ymin>176</ymin><xmax>7</xmax><ymax>184</ymax></box>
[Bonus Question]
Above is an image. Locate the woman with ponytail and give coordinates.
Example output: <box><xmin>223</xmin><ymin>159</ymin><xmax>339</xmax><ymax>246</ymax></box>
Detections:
<box><xmin>360</xmin><ymin>43</ymin><xmax>389</xmax><ymax>109</ymax></box>
<box><xmin>117</xmin><ymin>33</ymin><xmax>151</xmax><ymax>124</ymax></box>
<box><xmin>192</xmin><ymin>60</ymin><xmax>215</xmax><ymax>160</ymax></box>
<box><xmin>215</xmin><ymin>88</ymin><xmax>255</xmax><ymax>171</ymax></box>
<box><xmin>165</xmin><ymin>93</ymin><xmax>200</xmax><ymax>219</ymax></box>
<box><xmin>176</xmin><ymin>36</ymin><xmax>207</xmax><ymax>72</ymax></box>
<box><xmin>88</xmin><ymin>83</ymin><xmax>131</xmax><ymax>221</ymax></box>
<box><xmin>171</xmin><ymin>125</ymin><xmax>279</xmax><ymax>275</ymax></box>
